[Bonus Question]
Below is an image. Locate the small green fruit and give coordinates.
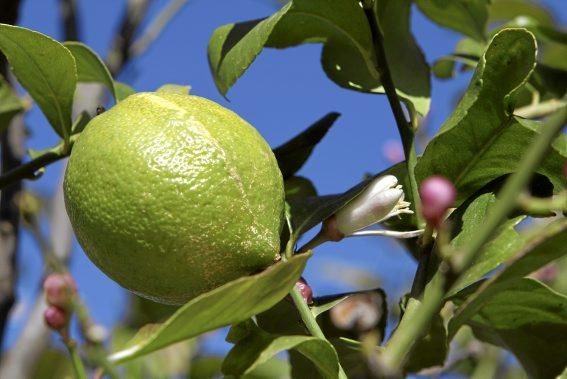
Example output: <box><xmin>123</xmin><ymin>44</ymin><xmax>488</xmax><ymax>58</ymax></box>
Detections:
<box><xmin>64</xmin><ymin>92</ymin><xmax>285</xmax><ymax>304</ymax></box>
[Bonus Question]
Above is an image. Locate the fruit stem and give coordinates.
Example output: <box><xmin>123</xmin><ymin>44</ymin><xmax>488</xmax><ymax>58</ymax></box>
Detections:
<box><xmin>289</xmin><ymin>286</ymin><xmax>348</xmax><ymax>379</ymax></box>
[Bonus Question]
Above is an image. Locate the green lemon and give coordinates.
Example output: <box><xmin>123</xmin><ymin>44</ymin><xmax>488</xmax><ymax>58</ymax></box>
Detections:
<box><xmin>64</xmin><ymin>92</ymin><xmax>285</xmax><ymax>304</ymax></box>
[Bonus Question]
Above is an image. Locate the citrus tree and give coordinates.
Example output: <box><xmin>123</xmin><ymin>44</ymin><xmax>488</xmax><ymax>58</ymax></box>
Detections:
<box><xmin>0</xmin><ymin>0</ymin><xmax>566</xmax><ymax>378</ymax></box>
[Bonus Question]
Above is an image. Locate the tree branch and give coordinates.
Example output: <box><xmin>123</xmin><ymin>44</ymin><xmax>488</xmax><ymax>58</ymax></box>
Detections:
<box><xmin>0</xmin><ymin>0</ymin><xmax>23</xmax><ymax>353</ymax></box>
<box><xmin>0</xmin><ymin>0</ymin><xmax>156</xmax><ymax>375</ymax></box>
<box><xmin>107</xmin><ymin>0</ymin><xmax>150</xmax><ymax>75</ymax></box>
<box><xmin>130</xmin><ymin>0</ymin><xmax>188</xmax><ymax>57</ymax></box>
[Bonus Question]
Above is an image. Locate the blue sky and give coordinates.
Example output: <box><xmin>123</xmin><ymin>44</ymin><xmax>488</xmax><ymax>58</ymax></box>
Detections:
<box><xmin>4</xmin><ymin>0</ymin><xmax>566</xmax><ymax>358</ymax></box>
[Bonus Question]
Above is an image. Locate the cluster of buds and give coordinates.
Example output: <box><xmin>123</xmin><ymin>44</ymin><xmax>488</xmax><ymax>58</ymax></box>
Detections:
<box><xmin>43</xmin><ymin>273</ymin><xmax>77</xmax><ymax>331</ymax></box>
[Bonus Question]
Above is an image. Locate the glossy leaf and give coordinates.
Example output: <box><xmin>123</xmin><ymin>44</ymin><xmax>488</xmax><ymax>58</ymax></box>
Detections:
<box><xmin>273</xmin><ymin>112</ymin><xmax>340</xmax><ymax>179</ymax></box>
<box><xmin>223</xmin><ymin>321</ymin><xmax>340</xmax><ymax>378</ymax></box>
<box><xmin>208</xmin><ymin>0</ymin><xmax>430</xmax><ymax>115</ymax></box>
<box><xmin>114</xmin><ymin>82</ymin><xmax>136</xmax><ymax>102</ymax></box>
<box><xmin>108</xmin><ymin>254</ymin><xmax>310</xmax><ymax>364</ymax></box>
<box><xmin>452</xmin><ymin>279</ymin><xmax>567</xmax><ymax>379</ymax></box>
<box><xmin>416</xmin><ymin>29</ymin><xmax>567</xmax><ymax>203</ymax></box>
<box><xmin>191</xmin><ymin>356</ymin><xmax>290</xmax><ymax>379</ymax></box>
<box><xmin>156</xmin><ymin>83</ymin><xmax>191</xmax><ymax>95</ymax></box>
<box><xmin>448</xmin><ymin>192</ymin><xmax>525</xmax><ymax>294</ymax></box>
<box><xmin>416</xmin><ymin>0</ymin><xmax>490</xmax><ymax>41</ymax></box>
<box><xmin>0</xmin><ymin>74</ymin><xmax>25</xmax><ymax>133</ymax></box>
<box><xmin>488</xmin><ymin>0</ymin><xmax>555</xmax><ymax>26</ymax></box>
<box><xmin>0</xmin><ymin>23</ymin><xmax>76</xmax><ymax>140</ymax></box>
<box><xmin>63</xmin><ymin>41</ymin><xmax>119</xmax><ymax>102</ymax></box>
<box><xmin>449</xmin><ymin>218</ymin><xmax>567</xmax><ymax>337</ymax></box>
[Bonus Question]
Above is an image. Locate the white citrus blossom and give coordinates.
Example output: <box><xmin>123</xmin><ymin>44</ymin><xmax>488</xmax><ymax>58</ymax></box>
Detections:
<box><xmin>296</xmin><ymin>175</ymin><xmax>418</xmax><ymax>254</ymax></box>
<box><xmin>335</xmin><ymin>175</ymin><xmax>412</xmax><ymax>236</ymax></box>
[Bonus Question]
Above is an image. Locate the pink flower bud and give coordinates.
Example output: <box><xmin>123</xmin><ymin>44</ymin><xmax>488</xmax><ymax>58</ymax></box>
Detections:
<box><xmin>44</xmin><ymin>305</ymin><xmax>68</xmax><ymax>330</ymax></box>
<box><xmin>295</xmin><ymin>277</ymin><xmax>314</xmax><ymax>304</ymax></box>
<box><xmin>419</xmin><ymin>176</ymin><xmax>457</xmax><ymax>226</ymax></box>
<box><xmin>43</xmin><ymin>273</ymin><xmax>77</xmax><ymax>308</ymax></box>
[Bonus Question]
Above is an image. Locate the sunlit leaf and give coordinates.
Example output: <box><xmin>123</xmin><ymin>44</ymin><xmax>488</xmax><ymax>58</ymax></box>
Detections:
<box><xmin>109</xmin><ymin>254</ymin><xmax>310</xmax><ymax>364</ymax></box>
<box><xmin>156</xmin><ymin>83</ymin><xmax>191</xmax><ymax>95</ymax></box>
<box><xmin>448</xmin><ymin>191</ymin><xmax>525</xmax><ymax>294</ymax></box>
<box><xmin>208</xmin><ymin>0</ymin><xmax>430</xmax><ymax>115</ymax></box>
<box><xmin>114</xmin><ymin>81</ymin><xmax>136</xmax><ymax>102</ymax></box>
<box><xmin>415</xmin><ymin>0</ymin><xmax>490</xmax><ymax>41</ymax></box>
<box><xmin>0</xmin><ymin>23</ymin><xmax>76</xmax><ymax>140</ymax></box>
<box><xmin>223</xmin><ymin>321</ymin><xmax>340</xmax><ymax>379</ymax></box>
<box><xmin>416</xmin><ymin>29</ymin><xmax>566</xmax><ymax>203</ymax></box>
<box><xmin>451</xmin><ymin>279</ymin><xmax>567</xmax><ymax>379</ymax></box>
<box><xmin>63</xmin><ymin>41</ymin><xmax>119</xmax><ymax>102</ymax></box>
<box><xmin>448</xmin><ymin>218</ymin><xmax>567</xmax><ymax>337</ymax></box>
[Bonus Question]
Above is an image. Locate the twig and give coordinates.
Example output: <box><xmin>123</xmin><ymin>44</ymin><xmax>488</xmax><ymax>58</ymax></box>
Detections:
<box><xmin>63</xmin><ymin>336</ymin><xmax>88</xmax><ymax>379</ymax></box>
<box><xmin>0</xmin><ymin>0</ymin><xmax>24</xmax><ymax>352</ymax></box>
<box><xmin>107</xmin><ymin>0</ymin><xmax>150</xmax><ymax>75</ymax></box>
<box><xmin>0</xmin><ymin>0</ymin><xmax>166</xmax><ymax>375</ymax></box>
<box><xmin>289</xmin><ymin>285</ymin><xmax>348</xmax><ymax>379</ymax></box>
<box><xmin>381</xmin><ymin>104</ymin><xmax>567</xmax><ymax>372</ymax></box>
<box><xmin>361</xmin><ymin>0</ymin><xmax>422</xmax><ymax>226</ymax></box>
<box><xmin>0</xmin><ymin>140</ymin><xmax>73</xmax><ymax>190</ymax></box>
<box><xmin>130</xmin><ymin>0</ymin><xmax>188</xmax><ymax>57</ymax></box>
<box><xmin>515</xmin><ymin>98</ymin><xmax>566</xmax><ymax>119</ymax></box>
<box><xmin>59</xmin><ymin>0</ymin><xmax>80</xmax><ymax>41</ymax></box>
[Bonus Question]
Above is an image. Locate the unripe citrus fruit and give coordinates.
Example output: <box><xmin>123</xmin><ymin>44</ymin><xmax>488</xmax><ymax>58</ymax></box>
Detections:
<box><xmin>64</xmin><ymin>92</ymin><xmax>285</xmax><ymax>304</ymax></box>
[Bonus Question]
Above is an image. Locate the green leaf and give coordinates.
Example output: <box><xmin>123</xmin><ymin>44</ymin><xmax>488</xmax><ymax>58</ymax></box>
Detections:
<box><xmin>488</xmin><ymin>0</ymin><xmax>555</xmax><ymax>26</ymax></box>
<box><xmin>63</xmin><ymin>41</ymin><xmax>119</xmax><ymax>102</ymax></box>
<box><xmin>274</xmin><ymin>112</ymin><xmax>340</xmax><ymax>179</ymax></box>
<box><xmin>416</xmin><ymin>29</ymin><xmax>566</xmax><ymax>203</ymax></box>
<box><xmin>108</xmin><ymin>254</ymin><xmax>310</xmax><ymax>364</ymax></box>
<box><xmin>285</xmin><ymin>176</ymin><xmax>318</xmax><ymax>201</ymax></box>
<box><xmin>208</xmin><ymin>0</ymin><xmax>430</xmax><ymax>115</ymax></box>
<box><xmin>372</xmin><ymin>0</ymin><xmax>431</xmax><ymax>115</ymax></box>
<box><xmin>452</xmin><ymin>279</ymin><xmax>567</xmax><ymax>379</ymax></box>
<box><xmin>448</xmin><ymin>191</ymin><xmax>525</xmax><ymax>295</ymax></box>
<box><xmin>415</xmin><ymin>0</ymin><xmax>490</xmax><ymax>41</ymax></box>
<box><xmin>0</xmin><ymin>74</ymin><xmax>25</xmax><ymax>133</ymax></box>
<box><xmin>0</xmin><ymin>24</ymin><xmax>77</xmax><ymax>140</ymax></box>
<box><xmin>156</xmin><ymin>83</ymin><xmax>191</xmax><ymax>95</ymax></box>
<box><xmin>191</xmin><ymin>355</ymin><xmax>290</xmax><ymax>379</ymax></box>
<box><xmin>71</xmin><ymin>111</ymin><xmax>91</xmax><ymax>135</ymax></box>
<box><xmin>223</xmin><ymin>321</ymin><xmax>340</xmax><ymax>379</ymax></box>
<box><xmin>496</xmin><ymin>218</ymin><xmax>567</xmax><ymax>282</ymax></box>
<box><xmin>404</xmin><ymin>313</ymin><xmax>448</xmax><ymax>373</ymax></box>
<box><xmin>448</xmin><ymin>218</ymin><xmax>567</xmax><ymax>338</ymax></box>
<box><xmin>114</xmin><ymin>82</ymin><xmax>136</xmax><ymax>102</ymax></box>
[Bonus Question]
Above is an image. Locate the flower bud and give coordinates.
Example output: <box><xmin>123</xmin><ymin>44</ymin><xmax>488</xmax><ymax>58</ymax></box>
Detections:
<box><xmin>43</xmin><ymin>273</ymin><xmax>77</xmax><ymax>308</ymax></box>
<box><xmin>295</xmin><ymin>277</ymin><xmax>313</xmax><ymax>304</ymax></box>
<box><xmin>44</xmin><ymin>305</ymin><xmax>68</xmax><ymax>330</ymax></box>
<box><xmin>334</xmin><ymin>175</ymin><xmax>412</xmax><ymax>235</ymax></box>
<box><xmin>419</xmin><ymin>175</ymin><xmax>456</xmax><ymax>226</ymax></box>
